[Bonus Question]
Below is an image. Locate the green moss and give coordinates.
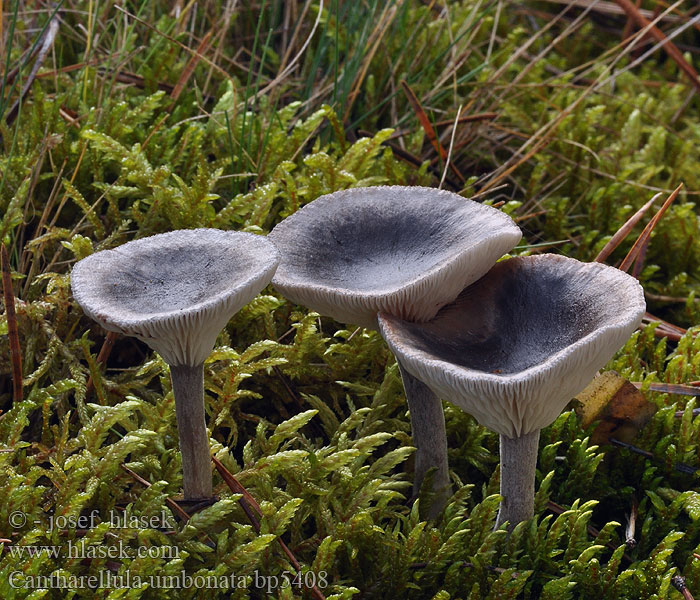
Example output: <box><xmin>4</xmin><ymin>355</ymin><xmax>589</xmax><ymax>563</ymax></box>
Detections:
<box><xmin>2</xmin><ymin>1</ymin><xmax>700</xmax><ymax>598</ymax></box>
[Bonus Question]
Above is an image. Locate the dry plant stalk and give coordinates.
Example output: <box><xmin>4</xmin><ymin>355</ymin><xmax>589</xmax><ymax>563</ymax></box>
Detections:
<box><xmin>619</xmin><ymin>183</ymin><xmax>683</xmax><ymax>273</ymax></box>
<box><xmin>5</xmin><ymin>7</ymin><xmax>61</xmax><ymax>126</ymax></box>
<box><xmin>671</xmin><ymin>575</ymin><xmax>696</xmax><ymax>600</ymax></box>
<box><xmin>1</xmin><ymin>243</ymin><xmax>22</xmax><ymax>403</ymax></box>
<box><xmin>212</xmin><ymin>456</ymin><xmax>327</xmax><ymax>600</ymax></box>
<box><xmin>613</xmin><ymin>0</ymin><xmax>700</xmax><ymax>95</ymax></box>
<box><xmin>85</xmin><ymin>331</ymin><xmax>119</xmax><ymax>398</ymax></box>
<box><xmin>593</xmin><ymin>184</ymin><xmax>688</xmax><ymax>341</ymax></box>
<box><xmin>121</xmin><ymin>464</ymin><xmax>192</xmax><ymax>523</ymax></box>
<box><xmin>169</xmin><ymin>30</ymin><xmax>214</xmax><ymax>106</ymax></box>
<box><xmin>400</xmin><ymin>80</ymin><xmax>465</xmax><ymax>183</ymax></box>
<box><xmin>594</xmin><ymin>194</ymin><xmax>659</xmax><ymax>263</ymax></box>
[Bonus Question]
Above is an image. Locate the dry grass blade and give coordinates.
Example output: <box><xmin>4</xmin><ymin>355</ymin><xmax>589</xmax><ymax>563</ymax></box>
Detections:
<box><xmin>631</xmin><ymin>382</ymin><xmax>700</xmax><ymax>397</ymax></box>
<box><xmin>631</xmin><ymin>229</ymin><xmax>652</xmax><ymax>279</ymax></box>
<box><xmin>645</xmin><ymin>291</ymin><xmax>699</xmax><ymax>304</ymax></box>
<box><xmin>434</xmin><ymin>112</ymin><xmax>498</xmax><ymax>127</ymax></box>
<box><xmin>439</xmin><ymin>104</ymin><xmax>462</xmax><ymax>189</ymax></box>
<box><xmin>212</xmin><ymin>456</ymin><xmax>326</xmax><ymax>600</ymax></box>
<box><xmin>169</xmin><ymin>30</ymin><xmax>213</xmax><ymax>106</ymax></box>
<box><xmin>357</xmin><ymin>128</ymin><xmax>461</xmax><ymax>189</ymax></box>
<box><xmin>5</xmin><ymin>7</ymin><xmax>61</xmax><ymax>125</ymax></box>
<box><xmin>401</xmin><ymin>80</ymin><xmax>445</xmax><ymax>160</ymax></box>
<box><xmin>255</xmin><ymin>0</ymin><xmax>324</xmax><ymax>100</ymax></box>
<box><xmin>621</xmin><ymin>0</ymin><xmax>644</xmax><ymax>43</ymax></box>
<box><xmin>619</xmin><ymin>183</ymin><xmax>682</xmax><ymax>273</ymax></box>
<box><xmin>211</xmin><ymin>455</ymin><xmax>264</xmax><ymax>515</ymax></box>
<box><xmin>343</xmin><ymin>3</ymin><xmax>399</xmax><ymax>121</ymax></box>
<box><xmin>540</xmin><ymin>0</ymin><xmax>683</xmax><ymax>21</ymax></box>
<box><xmin>625</xmin><ymin>498</ymin><xmax>638</xmax><ymax>548</ymax></box>
<box><xmin>594</xmin><ymin>194</ymin><xmax>659</xmax><ymax>263</ymax></box>
<box><xmin>400</xmin><ymin>80</ymin><xmax>465</xmax><ymax>183</ymax></box>
<box><xmin>613</xmin><ymin>0</ymin><xmax>700</xmax><ymax>95</ymax></box>
<box><xmin>1</xmin><ymin>243</ymin><xmax>22</xmax><ymax>403</ymax></box>
<box><xmin>643</xmin><ymin>313</ymin><xmax>687</xmax><ymax>334</ymax></box>
<box><xmin>480</xmin><ymin>3</ymin><xmax>689</xmax><ymax>195</ymax></box>
<box><xmin>114</xmin><ymin>5</ymin><xmax>235</xmax><ymax>85</ymax></box>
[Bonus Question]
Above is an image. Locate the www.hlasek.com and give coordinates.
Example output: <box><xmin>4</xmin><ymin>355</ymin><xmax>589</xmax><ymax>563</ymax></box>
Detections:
<box><xmin>8</xmin><ymin>539</ymin><xmax>179</xmax><ymax>560</ymax></box>
<box><xmin>8</xmin><ymin>570</ymin><xmax>329</xmax><ymax>592</ymax></box>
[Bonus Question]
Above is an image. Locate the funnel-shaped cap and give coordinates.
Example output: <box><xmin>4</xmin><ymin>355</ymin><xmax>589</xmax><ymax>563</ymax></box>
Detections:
<box><xmin>268</xmin><ymin>186</ymin><xmax>522</xmax><ymax>328</ymax></box>
<box><xmin>378</xmin><ymin>255</ymin><xmax>646</xmax><ymax>438</ymax></box>
<box><xmin>71</xmin><ymin>229</ymin><xmax>280</xmax><ymax>366</ymax></box>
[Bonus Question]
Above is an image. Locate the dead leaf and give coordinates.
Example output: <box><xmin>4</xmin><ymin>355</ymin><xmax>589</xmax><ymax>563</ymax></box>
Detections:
<box><xmin>572</xmin><ymin>371</ymin><xmax>656</xmax><ymax>444</ymax></box>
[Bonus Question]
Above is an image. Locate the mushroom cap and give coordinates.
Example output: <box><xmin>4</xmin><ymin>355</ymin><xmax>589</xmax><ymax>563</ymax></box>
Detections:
<box><xmin>268</xmin><ymin>186</ymin><xmax>522</xmax><ymax>328</ymax></box>
<box><xmin>71</xmin><ymin>229</ymin><xmax>280</xmax><ymax>366</ymax></box>
<box><xmin>377</xmin><ymin>255</ymin><xmax>646</xmax><ymax>438</ymax></box>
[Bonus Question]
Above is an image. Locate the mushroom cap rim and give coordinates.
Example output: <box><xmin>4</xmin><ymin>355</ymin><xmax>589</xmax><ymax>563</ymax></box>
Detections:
<box><xmin>379</xmin><ymin>309</ymin><xmax>642</xmax><ymax>386</ymax></box>
<box><xmin>71</xmin><ymin>228</ymin><xmax>281</xmax><ymax>331</ymax></box>
<box><xmin>270</xmin><ymin>185</ymin><xmax>522</xmax><ymax>304</ymax></box>
<box><xmin>377</xmin><ymin>256</ymin><xmax>646</xmax><ymax>386</ymax></box>
<box><xmin>273</xmin><ymin>232</ymin><xmax>520</xmax><ymax>304</ymax></box>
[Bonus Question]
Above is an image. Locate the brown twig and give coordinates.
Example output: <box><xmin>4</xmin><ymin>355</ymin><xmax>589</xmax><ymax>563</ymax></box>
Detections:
<box><xmin>644</xmin><ymin>291</ymin><xmax>699</xmax><ymax>304</ymax></box>
<box><xmin>546</xmin><ymin>500</ymin><xmax>632</xmax><ymax>558</ymax></box>
<box><xmin>674</xmin><ymin>408</ymin><xmax>700</xmax><ymax>418</ymax></box>
<box><xmin>212</xmin><ymin>456</ymin><xmax>326</xmax><ymax>600</ymax></box>
<box><xmin>610</xmin><ymin>438</ymin><xmax>697</xmax><ymax>474</ymax></box>
<box><xmin>1</xmin><ymin>244</ymin><xmax>22</xmax><ymax>403</ymax></box>
<box><xmin>621</xmin><ymin>0</ymin><xmax>642</xmax><ymax>43</ymax></box>
<box><xmin>672</xmin><ymin>575</ymin><xmax>695</xmax><ymax>600</ymax></box>
<box><xmin>85</xmin><ymin>331</ymin><xmax>119</xmax><ymax>398</ymax></box>
<box><xmin>642</xmin><ymin>311</ymin><xmax>689</xmax><ymax>342</ymax></box>
<box><xmin>409</xmin><ymin>560</ymin><xmax>519</xmax><ymax>578</ymax></box>
<box><xmin>539</xmin><ymin>0</ymin><xmax>684</xmax><ymax>22</ymax></box>
<box><xmin>120</xmin><ymin>464</ymin><xmax>192</xmax><ymax>524</ymax></box>
<box><xmin>612</xmin><ymin>0</ymin><xmax>700</xmax><ymax>95</ymax></box>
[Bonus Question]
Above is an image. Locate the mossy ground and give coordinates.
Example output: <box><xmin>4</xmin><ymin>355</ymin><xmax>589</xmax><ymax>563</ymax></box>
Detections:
<box><xmin>1</xmin><ymin>1</ymin><xmax>700</xmax><ymax>598</ymax></box>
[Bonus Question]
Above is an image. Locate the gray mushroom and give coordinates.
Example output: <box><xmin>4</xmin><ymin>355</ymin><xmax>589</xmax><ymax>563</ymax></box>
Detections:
<box><xmin>71</xmin><ymin>229</ymin><xmax>280</xmax><ymax>500</ymax></box>
<box><xmin>269</xmin><ymin>186</ymin><xmax>522</xmax><ymax>516</ymax></box>
<box><xmin>378</xmin><ymin>254</ymin><xmax>645</xmax><ymax>529</ymax></box>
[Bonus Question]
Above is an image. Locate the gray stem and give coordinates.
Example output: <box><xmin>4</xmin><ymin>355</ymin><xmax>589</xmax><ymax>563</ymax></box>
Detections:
<box><xmin>495</xmin><ymin>429</ymin><xmax>540</xmax><ymax>531</ymax></box>
<box><xmin>398</xmin><ymin>361</ymin><xmax>451</xmax><ymax>519</ymax></box>
<box><xmin>170</xmin><ymin>364</ymin><xmax>213</xmax><ymax>500</ymax></box>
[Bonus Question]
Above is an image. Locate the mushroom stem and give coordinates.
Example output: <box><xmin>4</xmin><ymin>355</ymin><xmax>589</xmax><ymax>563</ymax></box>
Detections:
<box><xmin>495</xmin><ymin>429</ymin><xmax>540</xmax><ymax>531</ymax></box>
<box><xmin>170</xmin><ymin>364</ymin><xmax>213</xmax><ymax>500</ymax></box>
<box><xmin>398</xmin><ymin>362</ymin><xmax>452</xmax><ymax>519</ymax></box>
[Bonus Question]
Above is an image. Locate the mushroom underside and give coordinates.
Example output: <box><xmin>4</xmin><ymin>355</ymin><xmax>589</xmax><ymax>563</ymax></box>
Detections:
<box><xmin>378</xmin><ymin>255</ymin><xmax>646</xmax><ymax>437</ymax></box>
<box><xmin>70</xmin><ymin>229</ymin><xmax>280</xmax><ymax>366</ymax></box>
